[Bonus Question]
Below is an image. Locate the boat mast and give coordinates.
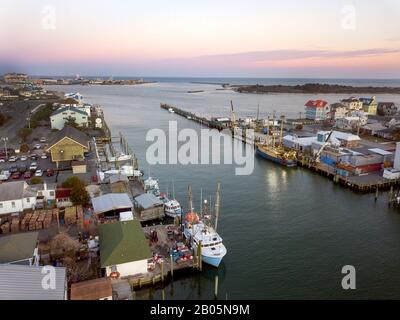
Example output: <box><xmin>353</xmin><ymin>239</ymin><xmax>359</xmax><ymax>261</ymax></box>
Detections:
<box><xmin>200</xmin><ymin>188</ymin><xmax>203</xmax><ymax>218</ymax></box>
<box><xmin>214</xmin><ymin>181</ymin><xmax>221</xmax><ymax>232</ymax></box>
<box><xmin>188</xmin><ymin>184</ymin><xmax>193</xmax><ymax>212</ymax></box>
<box><xmin>272</xmin><ymin>113</ymin><xmax>276</xmax><ymax>147</ymax></box>
<box><xmin>172</xmin><ymin>179</ymin><xmax>175</xmax><ymax>199</ymax></box>
<box><xmin>230</xmin><ymin>100</ymin><xmax>236</xmax><ymax>129</ymax></box>
<box><xmin>280</xmin><ymin>115</ymin><xmax>285</xmax><ymax>146</ymax></box>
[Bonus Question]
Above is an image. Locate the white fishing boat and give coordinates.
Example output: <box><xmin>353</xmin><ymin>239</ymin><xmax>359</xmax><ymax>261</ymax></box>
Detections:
<box><xmin>144</xmin><ymin>177</ymin><xmax>160</xmax><ymax>196</ymax></box>
<box><xmin>159</xmin><ymin>193</ymin><xmax>182</xmax><ymax>218</ymax></box>
<box><xmin>168</xmin><ymin>107</ymin><xmax>175</xmax><ymax>113</ymax></box>
<box><xmin>183</xmin><ymin>183</ymin><xmax>226</xmax><ymax>268</ymax></box>
<box><xmin>108</xmin><ymin>152</ymin><xmax>132</xmax><ymax>162</ymax></box>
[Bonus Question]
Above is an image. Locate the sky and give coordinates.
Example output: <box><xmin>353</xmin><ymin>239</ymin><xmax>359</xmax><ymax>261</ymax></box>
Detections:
<box><xmin>0</xmin><ymin>0</ymin><xmax>400</xmax><ymax>78</ymax></box>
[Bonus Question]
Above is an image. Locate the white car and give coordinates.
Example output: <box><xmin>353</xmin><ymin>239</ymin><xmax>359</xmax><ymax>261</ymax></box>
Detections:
<box><xmin>20</xmin><ymin>156</ymin><xmax>28</xmax><ymax>161</ymax></box>
<box><xmin>40</xmin><ymin>137</ymin><xmax>46</xmax><ymax>143</ymax></box>
<box><xmin>0</xmin><ymin>158</ymin><xmax>6</xmax><ymax>163</ymax></box>
<box><xmin>8</xmin><ymin>156</ymin><xmax>18</xmax><ymax>162</ymax></box>
<box><xmin>34</xmin><ymin>169</ymin><xmax>43</xmax><ymax>177</ymax></box>
<box><xmin>29</xmin><ymin>162</ymin><xmax>38</xmax><ymax>171</ymax></box>
<box><xmin>40</xmin><ymin>154</ymin><xmax>48</xmax><ymax>159</ymax></box>
<box><xmin>34</xmin><ymin>144</ymin><xmax>41</xmax><ymax>150</ymax></box>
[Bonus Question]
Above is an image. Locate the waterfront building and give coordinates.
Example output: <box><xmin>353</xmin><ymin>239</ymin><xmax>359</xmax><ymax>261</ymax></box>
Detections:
<box><xmin>377</xmin><ymin>102</ymin><xmax>397</xmax><ymax>116</ymax></box>
<box><xmin>282</xmin><ymin>135</ymin><xmax>317</xmax><ymax>153</ymax></box>
<box><xmin>50</xmin><ymin>105</ymin><xmax>88</xmax><ymax>130</ymax></box>
<box><xmin>2</xmin><ymin>72</ymin><xmax>28</xmax><ymax>84</ymax></box>
<box><xmin>0</xmin><ymin>232</ymin><xmax>39</xmax><ymax>265</ymax></box>
<box><xmin>304</xmin><ymin>100</ymin><xmax>329</xmax><ymax>121</ymax></box>
<box><xmin>99</xmin><ymin>220</ymin><xmax>152</xmax><ymax>278</ymax></box>
<box><xmin>335</xmin><ymin>116</ymin><xmax>367</xmax><ymax>130</ymax></box>
<box><xmin>46</xmin><ymin>126</ymin><xmax>89</xmax><ymax>165</ymax></box>
<box><xmin>341</xmin><ymin>97</ymin><xmax>363</xmax><ymax>111</ymax></box>
<box><xmin>0</xmin><ymin>264</ymin><xmax>67</xmax><ymax>300</ymax></box>
<box><xmin>329</xmin><ymin>103</ymin><xmax>349</xmax><ymax>120</ymax></box>
<box><xmin>359</xmin><ymin>96</ymin><xmax>378</xmax><ymax>115</ymax></box>
<box><xmin>0</xmin><ymin>181</ymin><xmax>37</xmax><ymax>216</ymax></box>
<box><xmin>317</xmin><ymin>131</ymin><xmax>361</xmax><ymax>148</ymax></box>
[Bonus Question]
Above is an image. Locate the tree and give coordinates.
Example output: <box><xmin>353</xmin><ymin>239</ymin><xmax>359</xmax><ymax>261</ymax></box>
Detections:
<box><xmin>18</xmin><ymin>127</ymin><xmax>33</xmax><ymax>141</ymax></box>
<box><xmin>0</xmin><ymin>113</ymin><xmax>8</xmax><ymax>126</ymax></box>
<box><xmin>65</xmin><ymin>117</ymin><xmax>79</xmax><ymax>129</ymax></box>
<box><xmin>30</xmin><ymin>177</ymin><xmax>42</xmax><ymax>185</ymax></box>
<box><xmin>20</xmin><ymin>143</ymin><xmax>30</xmax><ymax>153</ymax></box>
<box><xmin>62</xmin><ymin>176</ymin><xmax>90</xmax><ymax>206</ymax></box>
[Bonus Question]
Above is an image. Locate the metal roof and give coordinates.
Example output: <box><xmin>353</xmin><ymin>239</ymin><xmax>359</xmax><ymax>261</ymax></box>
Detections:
<box><xmin>368</xmin><ymin>148</ymin><xmax>393</xmax><ymax>156</ymax></box>
<box><xmin>134</xmin><ymin>193</ymin><xmax>163</xmax><ymax>209</ymax></box>
<box><xmin>92</xmin><ymin>193</ymin><xmax>133</xmax><ymax>214</ymax></box>
<box><xmin>0</xmin><ymin>232</ymin><xmax>39</xmax><ymax>264</ymax></box>
<box><xmin>0</xmin><ymin>264</ymin><xmax>66</xmax><ymax>300</ymax></box>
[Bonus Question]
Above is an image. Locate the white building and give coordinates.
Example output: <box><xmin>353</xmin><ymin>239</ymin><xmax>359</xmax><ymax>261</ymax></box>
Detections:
<box><xmin>335</xmin><ymin>116</ymin><xmax>367</xmax><ymax>130</ymax></box>
<box><xmin>99</xmin><ymin>220</ymin><xmax>152</xmax><ymax>278</ymax></box>
<box><xmin>0</xmin><ymin>181</ymin><xmax>37</xmax><ymax>216</ymax></box>
<box><xmin>50</xmin><ymin>105</ymin><xmax>89</xmax><ymax>130</ymax></box>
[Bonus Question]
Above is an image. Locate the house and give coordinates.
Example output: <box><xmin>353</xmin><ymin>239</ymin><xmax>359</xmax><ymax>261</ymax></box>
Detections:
<box><xmin>0</xmin><ymin>181</ymin><xmax>37</xmax><ymax>216</ymax></box>
<box><xmin>0</xmin><ymin>231</ymin><xmax>39</xmax><ymax>265</ymax></box>
<box><xmin>55</xmin><ymin>188</ymin><xmax>73</xmax><ymax>208</ymax></box>
<box><xmin>92</xmin><ymin>193</ymin><xmax>133</xmax><ymax>220</ymax></box>
<box><xmin>341</xmin><ymin>97</ymin><xmax>363</xmax><ymax>111</ymax></box>
<box><xmin>361</xmin><ymin>122</ymin><xmax>387</xmax><ymax>136</ymax></box>
<box><xmin>359</xmin><ymin>96</ymin><xmax>378</xmax><ymax>115</ymax></box>
<box><xmin>3</xmin><ymin>73</ymin><xmax>28</xmax><ymax>84</ymax></box>
<box><xmin>377</xmin><ymin>102</ymin><xmax>397</xmax><ymax>116</ymax></box>
<box><xmin>133</xmin><ymin>193</ymin><xmax>165</xmax><ymax>221</ymax></box>
<box><xmin>50</xmin><ymin>105</ymin><xmax>88</xmax><ymax>130</ymax></box>
<box><xmin>335</xmin><ymin>116</ymin><xmax>367</xmax><ymax>130</ymax></box>
<box><xmin>32</xmin><ymin>183</ymin><xmax>57</xmax><ymax>209</ymax></box>
<box><xmin>0</xmin><ymin>264</ymin><xmax>67</xmax><ymax>300</ymax></box>
<box><xmin>304</xmin><ymin>100</ymin><xmax>329</xmax><ymax>121</ymax></box>
<box><xmin>99</xmin><ymin>220</ymin><xmax>152</xmax><ymax>278</ymax></box>
<box><xmin>46</xmin><ymin>126</ymin><xmax>89</xmax><ymax>166</ymax></box>
<box><xmin>70</xmin><ymin>278</ymin><xmax>113</xmax><ymax>300</ymax></box>
<box><xmin>329</xmin><ymin>103</ymin><xmax>348</xmax><ymax>120</ymax></box>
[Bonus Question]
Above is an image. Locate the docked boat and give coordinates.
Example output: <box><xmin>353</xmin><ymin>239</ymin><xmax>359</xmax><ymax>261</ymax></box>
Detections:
<box><xmin>108</xmin><ymin>152</ymin><xmax>132</xmax><ymax>162</ymax></box>
<box><xmin>159</xmin><ymin>193</ymin><xmax>182</xmax><ymax>218</ymax></box>
<box><xmin>168</xmin><ymin>107</ymin><xmax>175</xmax><ymax>113</ymax></box>
<box><xmin>255</xmin><ymin>143</ymin><xmax>297</xmax><ymax>167</ymax></box>
<box><xmin>183</xmin><ymin>182</ymin><xmax>226</xmax><ymax>267</ymax></box>
<box><xmin>144</xmin><ymin>177</ymin><xmax>161</xmax><ymax>196</ymax></box>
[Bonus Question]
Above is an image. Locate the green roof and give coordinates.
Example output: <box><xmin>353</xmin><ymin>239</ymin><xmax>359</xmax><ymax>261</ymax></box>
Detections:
<box><xmin>99</xmin><ymin>220</ymin><xmax>151</xmax><ymax>268</ymax></box>
<box><xmin>0</xmin><ymin>232</ymin><xmax>39</xmax><ymax>264</ymax></box>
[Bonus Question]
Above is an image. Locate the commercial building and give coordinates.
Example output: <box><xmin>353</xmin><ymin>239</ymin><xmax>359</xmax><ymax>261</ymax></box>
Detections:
<box><xmin>50</xmin><ymin>105</ymin><xmax>89</xmax><ymax>130</ymax></box>
<box><xmin>304</xmin><ymin>100</ymin><xmax>329</xmax><ymax>121</ymax></box>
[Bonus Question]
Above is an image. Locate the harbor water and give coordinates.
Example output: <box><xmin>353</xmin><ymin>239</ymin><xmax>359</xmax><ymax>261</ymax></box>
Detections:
<box><xmin>49</xmin><ymin>79</ymin><xmax>400</xmax><ymax>299</ymax></box>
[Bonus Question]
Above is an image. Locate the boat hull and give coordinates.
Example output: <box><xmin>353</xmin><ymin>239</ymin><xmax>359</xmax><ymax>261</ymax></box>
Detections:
<box><xmin>256</xmin><ymin>146</ymin><xmax>297</xmax><ymax>168</ymax></box>
<box><xmin>202</xmin><ymin>254</ymin><xmax>224</xmax><ymax>267</ymax></box>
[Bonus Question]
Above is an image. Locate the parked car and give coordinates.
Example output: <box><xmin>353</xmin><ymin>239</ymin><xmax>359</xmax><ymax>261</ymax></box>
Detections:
<box><xmin>11</xmin><ymin>172</ymin><xmax>21</xmax><ymax>179</ymax></box>
<box><xmin>20</xmin><ymin>155</ymin><xmax>28</xmax><ymax>161</ymax></box>
<box><xmin>8</xmin><ymin>156</ymin><xmax>18</xmax><ymax>162</ymax></box>
<box><xmin>18</xmin><ymin>165</ymin><xmax>27</xmax><ymax>173</ymax></box>
<box><xmin>30</xmin><ymin>154</ymin><xmax>38</xmax><ymax>160</ymax></box>
<box><xmin>40</xmin><ymin>137</ymin><xmax>46</xmax><ymax>143</ymax></box>
<box><xmin>34</xmin><ymin>144</ymin><xmax>41</xmax><ymax>150</ymax></box>
<box><xmin>0</xmin><ymin>170</ymin><xmax>11</xmax><ymax>181</ymax></box>
<box><xmin>0</xmin><ymin>157</ymin><xmax>7</xmax><ymax>163</ymax></box>
<box><xmin>10</xmin><ymin>166</ymin><xmax>18</xmax><ymax>173</ymax></box>
<box><xmin>34</xmin><ymin>169</ymin><xmax>43</xmax><ymax>177</ymax></box>
<box><xmin>24</xmin><ymin>171</ymin><xmax>32</xmax><ymax>179</ymax></box>
<box><xmin>29</xmin><ymin>162</ymin><xmax>38</xmax><ymax>171</ymax></box>
<box><xmin>40</xmin><ymin>153</ymin><xmax>48</xmax><ymax>159</ymax></box>
<box><xmin>46</xmin><ymin>168</ymin><xmax>55</xmax><ymax>177</ymax></box>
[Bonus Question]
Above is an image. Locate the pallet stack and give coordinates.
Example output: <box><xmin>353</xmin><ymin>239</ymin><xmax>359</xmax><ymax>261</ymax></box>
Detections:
<box><xmin>65</xmin><ymin>207</ymin><xmax>77</xmax><ymax>225</ymax></box>
<box><xmin>10</xmin><ymin>218</ymin><xmax>20</xmax><ymax>233</ymax></box>
<box><xmin>1</xmin><ymin>222</ymin><xmax>10</xmax><ymax>234</ymax></box>
<box><xmin>29</xmin><ymin>213</ymin><xmax>38</xmax><ymax>231</ymax></box>
<box><xmin>21</xmin><ymin>213</ymin><xmax>32</xmax><ymax>231</ymax></box>
<box><xmin>43</xmin><ymin>210</ymin><xmax>53</xmax><ymax>229</ymax></box>
<box><xmin>36</xmin><ymin>211</ymin><xmax>46</xmax><ymax>230</ymax></box>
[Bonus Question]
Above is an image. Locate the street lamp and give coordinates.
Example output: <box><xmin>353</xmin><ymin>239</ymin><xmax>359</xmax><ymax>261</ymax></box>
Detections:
<box><xmin>1</xmin><ymin>137</ymin><xmax>8</xmax><ymax>159</ymax></box>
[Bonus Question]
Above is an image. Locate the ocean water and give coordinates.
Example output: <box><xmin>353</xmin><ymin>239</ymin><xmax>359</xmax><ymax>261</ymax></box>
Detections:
<box><xmin>48</xmin><ymin>79</ymin><xmax>400</xmax><ymax>299</ymax></box>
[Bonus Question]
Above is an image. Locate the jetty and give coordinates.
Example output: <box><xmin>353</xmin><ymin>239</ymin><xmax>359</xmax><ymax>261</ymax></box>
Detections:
<box><xmin>161</xmin><ymin>103</ymin><xmax>230</xmax><ymax>131</ymax></box>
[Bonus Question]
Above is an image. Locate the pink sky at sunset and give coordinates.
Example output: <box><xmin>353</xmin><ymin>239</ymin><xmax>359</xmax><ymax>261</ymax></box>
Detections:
<box><xmin>1</xmin><ymin>0</ymin><xmax>400</xmax><ymax>77</ymax></box>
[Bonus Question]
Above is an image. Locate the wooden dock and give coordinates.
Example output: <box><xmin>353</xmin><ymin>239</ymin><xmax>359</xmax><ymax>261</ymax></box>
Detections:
<box><xmin>161</xmin><ymin>103</ymin><xmax>230</xmax><ymax>131</ymax></box>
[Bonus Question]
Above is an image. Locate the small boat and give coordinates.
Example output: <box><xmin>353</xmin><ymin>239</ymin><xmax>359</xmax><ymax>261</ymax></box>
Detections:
<box><xmin>187</xmin><ymin>116</ymin><xmax>192</xmax><ymax>120</ymax></box>
<box><xmin>108</xmin><ymin>152</ymin><xmax>132</xmax><ymax>162</ymax></box>
<box><xmin>144</xmin><ymin>177</ymin><xmax>160</xmax><ymax>196</ymax></box>
<box><xmin>159</xmin><ymin>193</ymin><xmax>182</xmax><ymax>218</ymax></box>
<box><xmin>168</xmin><ymin>107</ymin><xmax>175</xmax><ymax>113</ymax></box>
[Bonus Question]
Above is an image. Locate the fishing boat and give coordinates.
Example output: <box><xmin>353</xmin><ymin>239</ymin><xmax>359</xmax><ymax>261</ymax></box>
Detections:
<box><xmin>255</xmin><ymin>143</ymin><xmax>297</xmax><ymax>167</ymax></box>
<box><xmin>144</xmin><ymin>177</ymin><xmax>160</xmax><ymax>196</ymax></box>
<box><xmin>168</xmin><ymin>107</ymin><xmax>175</xmax><ymax>113</ymax></box>
<box><xmin>159</xmin><ymin>193</ymin><xmax>182</xmax><ymax>218</ymax></box>
<box><xmin>183</xmin><ymin>183</ymin><xmax>227</xmax><ymax>268</ymax></box>
<box><xmin>108</xmin><ymin>152</ymin><xmax>132</xmax><ymax>162</ymax></box>
<box><xmin>255</xmin><ymin>115</ymin><xmax>297</xmax><ymax>167</ymax></box>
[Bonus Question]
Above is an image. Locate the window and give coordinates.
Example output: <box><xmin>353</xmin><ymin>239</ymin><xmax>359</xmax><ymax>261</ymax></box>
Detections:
<box><xmin>50</xmin><ymin>191</ymin><xmax>55</xmax><ymax>197</ymax></box>
<box><xmin>11</xmin><ymin>201</ymin><xmax>16</xmax><ymax>208</ymax></box>
<box><xmin>0</xmin><ymin>203</ymin><xmax>3</xmax><ymax>209</ymax></box>
<box><xmin>27</xmin><ymin>198</ymin><xmax>30</xmax><ymax>203</ymax></box>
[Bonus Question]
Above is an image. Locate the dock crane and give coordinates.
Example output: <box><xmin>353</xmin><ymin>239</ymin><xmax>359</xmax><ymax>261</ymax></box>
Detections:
<box><xmin>313</xmin><ymin>130</ymin><xmax>334</xmax><ymax>164</ymax></box>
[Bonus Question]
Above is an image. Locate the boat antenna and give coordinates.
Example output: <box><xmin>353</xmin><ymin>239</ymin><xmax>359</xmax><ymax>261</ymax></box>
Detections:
<box><xmin>272</xmin><ymin>114</ymin><xmax>276</xmax><ymax>147</ymax></box>
<box><xmin>230</xmin><ymin>100</ymin><xmax>236</xmax><ymax>129</ymax></box>
<box><xmin>214</xmin><ymin>181</ymin><xmax>221</xmax><ymax>232</ymax></box>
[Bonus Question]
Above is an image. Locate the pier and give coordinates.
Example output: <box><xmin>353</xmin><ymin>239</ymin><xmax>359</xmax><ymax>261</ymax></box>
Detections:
<box><xmin>161</xmin><ymin>103</ymin><xmax>230</xmax><ymax>131</ymax></box>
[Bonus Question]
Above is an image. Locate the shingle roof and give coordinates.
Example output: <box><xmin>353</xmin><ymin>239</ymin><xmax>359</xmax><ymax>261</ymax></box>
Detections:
<box><xmin>305</xmin><ymin>100</ymin><xmax>328</xmax><ymax>108</ymax></box>
<box><xmin>0</xmin><ymin>264</ymin><xmax>66</xmax><ymax>300</ymax></box>
<box><xmin>51</xmin><ymin>105</ymin><xmax>87</xmax><ymax>117</ymax></box>
<box><xmin>0</xmin><ymin>231</ymin><xmax>39</xmax><ymax>263</ymax></box>
<box><xmin>99</xmin><ymin>220</ymin><xmax>152</xmax><ymax>267</ymax></box>
<box><xmin>0</xmin><ymin>181</ymin><xmax>36</xmax><ymax>202</ymax></box>
<box><xmin>70</xmin><ymin>278</ymin><xmax>112</xmax><ymax>300</ymax></box>
<box><xmin>47</xmin><ymin>126</ymin><xmax>89</xmax><ymax>151</ymax></box>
